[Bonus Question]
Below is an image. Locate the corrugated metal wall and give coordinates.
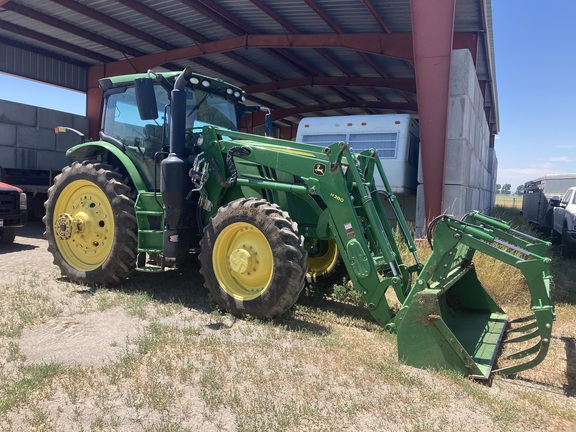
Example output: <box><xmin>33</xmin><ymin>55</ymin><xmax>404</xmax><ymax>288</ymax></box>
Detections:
<box><xmin>0</xmin><ymin>42</ymin><xmax>87</xmax><ymax>92</ymax></box>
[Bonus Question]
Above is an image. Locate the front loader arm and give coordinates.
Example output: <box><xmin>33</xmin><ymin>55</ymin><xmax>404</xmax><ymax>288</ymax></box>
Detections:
<box><xmin>198</xmin><ymin>128</ymin><xmax>420</xmax><ymax>327</ymax></box>
<box><xmin>197</xmin><ymin>127</ymin><xmax>555</xmax><ymax>379</ymax></box>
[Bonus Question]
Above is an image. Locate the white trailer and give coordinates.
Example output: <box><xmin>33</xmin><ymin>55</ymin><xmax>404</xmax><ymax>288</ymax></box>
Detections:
<box><xmin>522</xmin><ymin>173</ymin><xmax>576</xmax><ymax>229</ymax></box>
<box><xmin>296</xmin><ymin>114</ymin><xmax>420</xmax><ymax>221</ymax></box>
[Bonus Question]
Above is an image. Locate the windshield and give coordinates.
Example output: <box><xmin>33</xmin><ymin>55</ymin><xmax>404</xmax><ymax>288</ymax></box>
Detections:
<box><xmin>185</xmin><ymin>87</ymin><xmax>238</xmax><ymax>131</ymax></box>
<box><xmin>102</xmin><ymin>85</ymin><xmax>238</xmax><ymax>143</ymax></box>
<box><xmin>101</xmin><ymin>83</ymin><xmax>238</xmax><ymax>190</ymax></box>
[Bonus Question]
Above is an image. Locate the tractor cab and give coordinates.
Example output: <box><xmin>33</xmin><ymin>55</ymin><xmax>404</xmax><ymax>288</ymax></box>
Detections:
<box><xmin>99</xmin><ymin>70</ymin><xmax>245</xmax><ymax>191</ymax></box>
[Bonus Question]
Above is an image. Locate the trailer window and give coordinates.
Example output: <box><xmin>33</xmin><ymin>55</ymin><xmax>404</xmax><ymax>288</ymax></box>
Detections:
<box><xmin>349</xmin><ymin>132</ymin><xmax>398</xmax><ymax>158</ymax></box>
<box><xmin>300</xmin><ymin>134</ymin><xmax>346</xmax><ymax>146</ymax></box>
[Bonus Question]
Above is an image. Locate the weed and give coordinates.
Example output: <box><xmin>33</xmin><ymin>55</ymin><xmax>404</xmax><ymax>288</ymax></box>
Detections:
<box><xmin>0</xmin><ymin>362</ymin><xmax>63</xmax><ymax>413</ymax></box>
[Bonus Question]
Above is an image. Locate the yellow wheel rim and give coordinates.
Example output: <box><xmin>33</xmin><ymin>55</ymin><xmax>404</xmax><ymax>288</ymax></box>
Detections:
<box><xmin>213</xmin><ymin>222</ymin><xmax>273</xmax><ymax>301</ymax></box>
<box><xmin>307</xmin><ymin>239</ymin><xmax>339</xmax><ymax>276</ymax></box>
<box><xmin>53</xmin><ymin>180</ymin><xmax>115</xmax><ymax>272</ymax></box>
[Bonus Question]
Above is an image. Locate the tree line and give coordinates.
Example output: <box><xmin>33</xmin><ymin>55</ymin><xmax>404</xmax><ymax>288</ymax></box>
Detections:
<box><xmin>496</xmin><ymin>184</ymin><xmax>525</xmax><ymax>195</ymax></box>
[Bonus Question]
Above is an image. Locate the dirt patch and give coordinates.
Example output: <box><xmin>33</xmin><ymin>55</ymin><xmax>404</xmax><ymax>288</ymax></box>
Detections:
<box><xmin>18</xmin><ymin>308</ymin><xmax>145</xmax><ymax>367</ymax></box>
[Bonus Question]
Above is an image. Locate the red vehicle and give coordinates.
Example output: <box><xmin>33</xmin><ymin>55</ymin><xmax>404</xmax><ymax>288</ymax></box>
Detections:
<box><xmin>0</xmin><ymin>182</ymin><xmax>28</xmax><ymax>244</ymax></box>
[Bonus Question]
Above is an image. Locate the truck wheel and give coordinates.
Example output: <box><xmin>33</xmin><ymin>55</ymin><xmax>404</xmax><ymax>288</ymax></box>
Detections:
<box><xmin>561</xmin><ymin>226</ymin><xmax>575</xmax><ymax>258</ymax></box>
<box><xmin>305</xmin><ymin>239</ymin><xmax>347</xmax><ymax>284</ymax></box>
<box><xmin>0</xmin><ymin>227</ymin><xmax>16</xmax><ymax>244</ymax></box>
<box><xmin>550</xmin><ymin>227</ymin><xmax>561</xmax><ymax>245</ymax></box>
<box><xmin>44</xmin><ymin>161</ymin><xmax>138</xmax><ymax>286</ymax></box>
<box><xmin>199</xmin><ymin>198</ymin><xmax>307</xmax><ymax>318</ymax></box>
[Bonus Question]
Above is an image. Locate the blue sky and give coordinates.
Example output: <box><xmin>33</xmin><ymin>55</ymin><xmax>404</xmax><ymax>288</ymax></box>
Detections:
<box><xmin>492</xmin><ymin>0</ymin><xmax>576</xmax><ymax>189</ymax></box>
<box><xmin>0</xmin><ymin>1</ymin><xmax>574</xmax><ymax>191</ymax></box>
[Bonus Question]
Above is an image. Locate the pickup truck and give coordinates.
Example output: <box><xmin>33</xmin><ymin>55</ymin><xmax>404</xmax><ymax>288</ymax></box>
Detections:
<box><xmin>0</xmin><ymin>182</ymin><xmax>28</xmax><ymax>244</ymax></box>
<box><xmin>551</xmin><ymin>186</ymin><xmax>576</xmax><ymax>256</ymax></box>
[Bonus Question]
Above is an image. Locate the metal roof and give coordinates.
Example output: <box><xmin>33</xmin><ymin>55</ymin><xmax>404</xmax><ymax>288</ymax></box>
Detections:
<box><xmin>0</xmin><ymin>0</ymin><xmax>498</xmax><ymax>131</ymax></box>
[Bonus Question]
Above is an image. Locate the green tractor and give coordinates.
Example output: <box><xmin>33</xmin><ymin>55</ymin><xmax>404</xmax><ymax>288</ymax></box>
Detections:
<box><xmin>45</xmin><ymin>67</ymin><xmax>555</xmax><ymax>379</ymax></box>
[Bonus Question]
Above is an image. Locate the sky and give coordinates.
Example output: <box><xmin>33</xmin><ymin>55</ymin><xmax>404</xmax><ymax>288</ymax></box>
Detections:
<box><xmin>0</xmin><ymin>1</ymin><xmax>574</xmax><ymax>192</ymax></box>
<box><xmin>491</xmin><ymin>0</ymin><xmax>576</xmax><ymax>189</ymax></box>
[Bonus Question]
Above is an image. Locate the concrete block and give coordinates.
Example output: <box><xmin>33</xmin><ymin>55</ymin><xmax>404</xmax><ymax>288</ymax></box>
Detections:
<box><xmin>0</xmin><ymin>123</ymin><xmax>17</xmax><ymax>146</ymax></box>
<box><xmin>38</xmin><ymin>107</ymin><xmax>74</xmax><ymax>130</ymax></box>
<box><xmin>445</xmin><ymin>138</ymin><xmax>474</xmax><ymax>187</ymax></box>
<box><xmin>17</xmin><ymin>126</ymin><xmax>56</xmax><ymax>150</ymax></box>
<box><xmin>475</xmin><ymin>84</ymin><xmax>485</xmax><ymax>122</ymax></box>
<box><xmin>56</xmin><ymin>130</ymin><xmax>84</xmax><ymax>152</ymax></box>
<box><xmin>466</xmin><ymin>187</ymin><xmax>480</xmax><ymax>211</ymax></box>
<box><xmin>448</xmin><ymin>95</ymin><xmax>472</xmax><ymax>140</ymax></box>
<box><xmin>450</xmin><ymin>49</ymin><xmax>477</xmax><ymax>98</ymax></box>
<box><xmin>0</xmin><ymin>146</ymin><xmax>16</xmax><ymax>168</ymax></box>
<box><xmin>14</xmin><ymin>148</ymin><xmax>37</xmax><ymax>169</ymax></box>
<box><xmin>0</xmin><ymin>100</ymin><xmax>36</xmax><ymax>126</ymax></box>
<box><xmin>72</xmin><ymin>115</ymin><xmax>89</xmax><ymax>135</ymax></box>
<box><xmin>443</xmin><ymin>184</ymin><xmax>468</xmax><ymax>217</ymax></box>
<box><xmin>36</xmin><ymin>149</ymin><xmax>70</xmax><ymax>171</ymax></box>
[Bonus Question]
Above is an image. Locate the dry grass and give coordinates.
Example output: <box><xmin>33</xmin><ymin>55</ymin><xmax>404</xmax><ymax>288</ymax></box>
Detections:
<box><xmin>495</xmin><ymin>195</ymin><xmax>523</xmax><ymax>209</ymax></box>
<box><xmin>0</xmin><ymin>215</ymin><xmax>575</xmax><ymax>431</ymax></box>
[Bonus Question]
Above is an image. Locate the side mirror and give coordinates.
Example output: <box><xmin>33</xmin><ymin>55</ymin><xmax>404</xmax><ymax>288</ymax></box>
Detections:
<box><xmin>265</xmin><ymin>111</ymin><xmax>272</xmax><ymax>137</ymax></box>
<box><xmin>237</xmin><ymin>105</ymin><xmax>273</xmax><ymax>137</ymax></box>
<box><xmin>134</xmin><ymin>78</ymin><xmax>158</xmax><ymax>120</ymax></box>
<box><xmin>549</xmin><ymin>196</ymin><xmax>561</xmax><ymax>207</ymax></box>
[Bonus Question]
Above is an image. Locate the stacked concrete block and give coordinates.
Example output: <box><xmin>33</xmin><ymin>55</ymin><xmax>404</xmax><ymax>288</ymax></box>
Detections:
<box><xmin>0</xmin><ymin>99</ymin><xmax>88</xmax><ymax>172</ymax></box>
<box><xmin>416</xmin><ymin>49</ymin><xmax>497</xmax><ymax>235</ymax></box>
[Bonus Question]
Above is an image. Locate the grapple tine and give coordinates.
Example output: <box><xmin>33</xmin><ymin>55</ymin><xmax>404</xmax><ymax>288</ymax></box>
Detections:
<box><xmin>506</xmin><ymin>341</ymin><xmax>542</xmax><ymax>360</ymax></box>
<box><xmin>509</xmin><ymin>314</ymin><xmax>536</xmax><ymax>324</ymax></box>
<box><xmin>493</xmin><ymin>339</ymin><xmax>551</xmax><ymax>376</ymax></box>
<box><xmin>504</xmin><ymin>328</ymin><xmax>540</xmax><ymax>344</ymax></box>
<box><xmin>508</xmin><ymin>320</ymin><xmax>538</xmax><ymax>333</ymax></box>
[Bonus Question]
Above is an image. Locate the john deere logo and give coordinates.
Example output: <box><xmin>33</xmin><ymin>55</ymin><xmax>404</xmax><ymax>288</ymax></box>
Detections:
<box><xmin>313</xmin><ymin>163</ymin><xmax>326</xmax><ymax>176</ymax></box>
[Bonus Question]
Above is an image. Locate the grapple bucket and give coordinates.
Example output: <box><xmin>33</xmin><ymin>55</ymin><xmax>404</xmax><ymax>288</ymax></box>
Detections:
<box><xmin>394</xmin><ymin>212</ymin><xmax>555</xmax><ymax>379</ymax></box>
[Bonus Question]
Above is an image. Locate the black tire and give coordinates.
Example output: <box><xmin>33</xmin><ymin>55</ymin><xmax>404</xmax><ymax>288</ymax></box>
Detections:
<box><xmin>0</xmin><ymin>227</ymin><xmax>16</xmax><ymax>244</ymax></box>
<box><xmin>199</xmin><ymin>198</ymin><xmax>307</xmax><ymax>318</ymax></box>
<box><xmin>44</xmin><ymin>161</ymin><xmax>138</xmax><ymax>286</ymax></box>
<box><xmin>305</xmin><ymin>239</ymin><xmax>348</xmax><ymax>285</ymax></box>
<box><xmin>561</xmin><ymin>225</ymin><xmax>575</xmax><ymax>258</ymax></box>
<box><xmin>550</xmin><ymin>226</ymin><xmax>561</xmax><ymax>245</ymax></box>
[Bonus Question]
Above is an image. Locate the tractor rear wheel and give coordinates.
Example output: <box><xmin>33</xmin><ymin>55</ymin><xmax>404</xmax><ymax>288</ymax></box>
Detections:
<box><xmin>199</xmin><ymin>198</ymin><xmax>307</xmax><ymax>318</ymax></box>
<box><xmin>44</xmin><ymin>161</ymin><xmax>138</xmax><ymax>286</ymax></box>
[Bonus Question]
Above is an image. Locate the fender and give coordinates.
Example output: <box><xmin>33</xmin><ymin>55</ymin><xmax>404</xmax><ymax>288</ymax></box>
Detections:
<box><xmin>66</xmin><ymin>141</ymin><xmax>148</xmax><ymax>192</ymax></box>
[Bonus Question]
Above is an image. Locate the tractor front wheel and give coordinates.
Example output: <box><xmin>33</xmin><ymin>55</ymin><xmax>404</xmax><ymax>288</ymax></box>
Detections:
<box><xmin>305</xmin><ymin>239</ymin><xmax>347</xmax><ymax>284</ymax></box>
<box><xmin>199</xmin><ymin>198</ymin><xmax>307</xmax><ymax>318</ymax></box>
<box><xmin>44</xmin><ymin>161</ymin><xmax>138</xmax><ymax>286</ymax></box>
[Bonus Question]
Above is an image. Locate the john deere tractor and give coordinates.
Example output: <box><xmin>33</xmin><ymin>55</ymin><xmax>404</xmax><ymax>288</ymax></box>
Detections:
<box><xmin>45</xmin><ymin>67</ymin><xmax>555</xmax><ymax>379</ymax></box>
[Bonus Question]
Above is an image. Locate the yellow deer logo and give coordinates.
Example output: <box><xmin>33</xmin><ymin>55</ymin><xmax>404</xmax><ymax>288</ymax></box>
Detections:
<box><xmin>313</xmin><ymin>163</ymin><xmax>326</xmax><ymax>176</ymax></box>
